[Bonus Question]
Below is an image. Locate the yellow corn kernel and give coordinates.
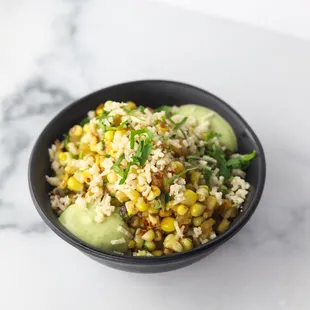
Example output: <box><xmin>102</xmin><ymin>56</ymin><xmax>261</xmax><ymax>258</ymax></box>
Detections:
<box><xmin>83</xmin><ymin>123</ymin><xmax>90</xmax><ymax>133</ymax></box>
<box><xmin>59</xmin><ymin>173</ymin><xmax>69</xmax><ymax>189</ymax></box>
<box><xmin>183</xmin><ymin>190</ymin><xmax>198</xmax><ymax>207</ymax></box>
<box><xmin>67</xmin><ymin>176</ymin><xmax>84</xmax><ymax>192</ymax></box>
<box><xmin>160</xmin><ymin>217</ymin><xmax>175</xmax><ymax>233</ymax></box>
<box><xmin>69</xmin><ymin>125</ymin><xmax>83</xmax><ymax>137</ymax></box>
<box><xmin>126</xmin><ymin>190</ymin><xmax>140</xmax><ymax>201</ymax></box>
<box><xmin>157</xmin><ymin>124</ymin><xmax>168</xmax><ymax>133</ymax></box>
<box><xmin>90</xmin><ymin>136</ymin><xmax>98</xmax><ymax>146</ymax></box>
<box><xmin>148</xmin><ymin>206</ymin><xmax>159</xmax><ymax>214</ymax></box>
<box><xmin>142</xmin><ymin>229</ymin><xmax>155</xmax><ymax>241</ymax></box>
<box><xmin>58</xmin><ymin>152</ymin><xmax>68</xmax><ymax>161</ymax></box>
<box><xmin>151</xmin><ymin>185</ymin><xmax>161</xmax><ymax>197</ymax></box>
<box><xmin>201</xmin><ymin>218</ymin><xmax>216</xmax><ymax>233</ymax></box>
<box><xmin>190</xmin><ymin>202</ymin><xmax>205</xmax><ymax>217</ymax></box>
<box><xmin>217</xmin><ymin>218</ymin><xmax>230</xmax><ymax>233</ymax></box>
<box><xmin>159</xmin><ymin>208</ymin><xmax>172</xmax><ymax>217</ymax></box>
<box><xmin>205</xmin><ymin>196</ymin><xmax>217</xmax><ymax>211</ymax></box>
<box><xmin>146</xmin><ymin>191</ymin><xmax>157</xmax><ymax>201</ymax></box>
<box><xmin>143</xmin><ymin>240</ymin><xmax>156</xmax><ymax>252</ymax></box>
<box><xmin>104</xmin><ymin>130</ymin><xmax>114</xmax><ymax>142</ymax></box>
<box><xmin>152</xmin><ymin>250</ymin><xmax>163</xmax><ymax>256</ymax></box>
<box><xmin>180</xmin><ymin>238</ymin><xmax>193</xmax><ymax>251</ymax></box>
<box><xmin>192</xmin><ymin>216</ymin><xmax>204</xmax><ymax>227</ymax></box>
<box><xmin>154</xmin><ymin>230</ymin><xmax>163</xmax><ymax>242</ymax></box>
<box><xmin>220</xmin><ymin>199</ymin><xmax>232</xmax><ymax>214</ymax></box>
<box><xmin>177</xmin><ymin>204</ymin><xmax>188</xmax><ymax>216</ymax></box>
<box><xmin>224</xmin><ymin>207</ymin><xmax>238</xmax><ymax>219</ymax></box>
<box><xmin>196</xmin><ymin>186</ymin><xmax>209</xmax><ymax>202</ymax></box>
<box><xmin>164</xmin><ymin>248</ymin><xmax>174</xmax><ymax>255</ymax></box>
<box><xmin>200</xmin><ymin>185</ymin><xmax>209</xmax><ymax>191</ymax></box>
<box><xmin>127</xmin><ymin>101</ymin><xmax>137</xmax><ymax>110</ymax></box>
<box><xmin>128</xmin><ymin>240</ymin><xmax>136</xmax><ymax>249</ymax></box>
<box><xmin>164</xmin><ymin>233</ymin><xmax>175</xmax><ymax>244</ymax></box>
<box><xmin>116</xmin><ymin>191</ymin><xmax>129</xmax><ymax>203</ymax></box>
<box><xmin>166</xmin><ymin>201</ymin><xmax>174</xmax><ymax>209</ymax></box>
<box><xmin>114</xmin><ymin>129</ymin><xmax>127</xmax><ymax>140</ymax></box>
<box><xmin>106</xmin><ymin>183</ymin><xmax>116</xmax><ymax>196</ymax></box>
<box><xmin>95</xmin><ymin>104</ymin><xmax>104</xmax><ymax>116</ymax></box>
<box><xmin>190</xmin><ymin>171</ymin><xmax>201</xmax><ymax>184</ymax></box>
<box><xmin>125</xmin><ymin>201</ymin><xmax>137</xmax><ymax>216</ymax></box>
<box><xmin>134</xmin><ymin>234</ymin><xmax>144</xmax><ymax>249</ymax></box>
<box><xmin>165</xmin><ymin>238</ymin><xmax>183</xmax><ymax>252</ymax></box>
<box><xmin>136</xmin><ymin>198</ymin><xmax>149</xmax><ymax>212</ymax></box>
<box><xmin>170</xmin><ymin>161</ymin><xmax>184</xmax><ymax>174</ymax></box>
<box><xmin>81</xmin><ymin>171</ymin><xmax>92</xmax><ymax>184</ymax></box>
<box><xmin>148</xmin><ymin>214</ymin><xmax>160</xmax><ymax>226</ymax></box>
<box><xmin>107</xmin><ymin>171</ymin><xmax>118</xmax><ymax>183</ymax></box>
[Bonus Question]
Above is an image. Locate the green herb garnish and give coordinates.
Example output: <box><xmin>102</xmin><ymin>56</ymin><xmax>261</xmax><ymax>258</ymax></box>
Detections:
<box><xmin>112</xmin><ymin>154</ymin><xmax>125</xmax><ymax>177</ymax></box>
<box><xmin>174</xmin><ymin>117</ymin><xmax>188</xmax><ymax>130</ymax></box>
<box><xmin>63</xmin><ymin>134</ymin><xmax>69</xmax><ymax>147</ymax></box>
<box><xmin>165</xmin><ymin>193</ymin><xmax>171</xmax><ymax>203</ymax></box>
<box><xmin>225</xmin><ymin>150</ymin><xmax>256</xmax><ymax>170</ymax></box>
<box><xmin>155</xmin><ymin>106</ymin><xmax>172</xmax><ymax>113</ymax></box>
<box><xmin>202</xmin><ymin>167</ymin><xmax>212</xmax><ymax>185</ymax></box>
<box><xmin>154</xmin><ymin>198</ymin><xmax>162</xmax><ymax>209</ymax></box>
<box><xmin>78</xmin><ymin>151</ymin><xmax>84</xmax><ymax>159</ymax></box>
<box><xmin>164</xmin><ymin>166</ymin><xmax>199</xmax><ymax>185</ymax></box>
<box><xmin>130</xmin><ymin>129</ymin><xmax>154</xmax><ymax>149</ymax></box>
<box><xmin>79</xmin><ymin>117</ymin><xmax>90</xmax><ymax>126</ymax></box>
<box><xmin>105</xmin><ymin>120</ymin><xmax>129</xmax><ymax>131</ymax></box>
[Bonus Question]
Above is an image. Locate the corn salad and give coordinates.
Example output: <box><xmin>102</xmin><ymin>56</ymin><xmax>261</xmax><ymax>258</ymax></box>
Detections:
<box><xmin>47</xmin><ymin>101</ymin><xmax>256</xmax><ymax>256</ymax></box>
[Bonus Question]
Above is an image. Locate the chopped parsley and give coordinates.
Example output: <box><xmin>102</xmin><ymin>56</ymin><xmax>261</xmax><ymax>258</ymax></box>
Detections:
<box><xmin>226</xmin><ymin>150</ymin><xmax>256</xmax><ymax>170</ymax></box>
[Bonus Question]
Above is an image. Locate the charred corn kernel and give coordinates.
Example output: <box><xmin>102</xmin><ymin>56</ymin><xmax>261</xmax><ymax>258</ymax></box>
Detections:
<box><xmin>224</xmin><ymin>207</ymin><xmax>238</xmax><ymax>219</ymax></box>
<box><xmin>180</xmin><ymin>238</ymin><xmax>193</xmax><ymax>251</ymax></box>
<box><xmin>142</xmin><ymin>229</ymin><xmax>155</xmax><ymax>241</ymax></box>
<box><xmin>170</xmin><ymin>161</ymin><xmax>184</xmax><ymax>174</ymax></box>
<box><xmin>148</xmin><ymin>214</ymin><xmax>160</xmax><ymax>225</ymax></box>
<box><xmin>190</xmin><ymin>171</ymin><xmax>201</xmax><ymax>183</ymax></box>
<box><xmin>143</xmin><ymin>240</ymin><xmax>156</xmax><ymax>252</ymax></box>
<box><xmin>196</xmin><ymin>187</ymin><xmax>209</xmax><ymax>202</ymax></box>
<box><xmin>127</xmin><ymin>101</ymin><xmax>137</xmax><ymax>110</ymax></box>
<box><xmin>116</xmin><ymin>191</ymin><xmax>129</xmax><ymax>203</ymax></box>
<box><xmin>152</xmin><ymin>250</ymin><xmax>163</xmax><ymax>256</ymax></box>
<box><xmin>81</xmin><ymin>171</ymin><xmax>92</xmax><ymax>183</ymax></box>
<box><xmin>67</xmin><ymin>176</ymin><xmax>83</xmax><ymax>192</ymax></box>
<box><xmin>190</xmin><ymin>202</ymin><xmax>205</xmax><ymax>217</ymax></box>
<box><xmin>183</xmin><ymin>190</ymin><xmax>198</xmax><ymax>207</ymax></box>
<box><xmin>217</xmin><ymin>218</ymin><xmax>230</xmax><ymax>233</ymax></box>
<box><xmin>59</xmin><ymin>173</ymin><xmax>69</xmax><ymax>189</ymax></box>
<box><xmin>126</xmin><ymin>201</ymin><xmax>137</xmax><ymax>216</ymax></box>
<box><xmin>160</xmin><ymin>217</ymin><xmax>175</xmax><ymax>233</ymax></box>
<box><xmin>69</xmin><ymin>125</ymin><xmax>83</xmax><ymax>137</ymax></box>
<box><xmin>128</xmin><ymin>240</ymin><xmax>136</xmax><ymax>249</ymax></box>
<box><xmin>126</xmin><ymin>190</ymin><xmax>140</xmax><ymax>201</ymax></box>
<box><xmin>83</xmin><ymin>123</ymin><xmax>90</xmax><ymax>133</ymax></box>
<box><xmin>185</xmin><ymin>183</ymin><xmax>195</xmax><ymax>191</ymax></box>
<box><xmin>154</xmin><ymin>230</ymin><xmax>163</xmax><ymax>242</ymax></box>
<box><xmin>220</xmin><ymin>199</ymin><xmax>232</xmax><ymax>214</ymax></box>
<box><xmin>134</xmin><ymin>234</ymin><xmax>144</xmax><ymax>249</ymax></box>
<box><xmin>104</xmin><ymin>130</ymin><xmax>114</xmax><ymax>142</ymax></box>
<box><xmin>192</xmin><ymin>216</ymin><xmax>204</xmax><ymax>227</ymax></box>
<box><xmin>136</xmin><ymin>199</ymin><xmax>149</xmax><ymax>212</ymax></box>
<box><xmin>201</xmin><ymin>218</ymin><xmax>216</xmax><ymax>233</ymax></box>
<box><xmin>159</xmin><ymin>208</ymin><xmax>172</xmax><ymax>217</ymax></box>
<box><xmin>95</xmin><ymin>104</ymin><xmax>104</xmax><ymax>116</ymax></box>
<box><xmin>205</xmin><ymin>196</ymin><xmax>217</xmax><ymax>211</ymax></box>
<box><xmin>129</xmin><ymin>216</ymin><xmax>140</xmax><ymax>228</ymax></box>
<box><xmin>107</xmin><ymin>171</ymin><xmax>118</xmax><ymax>183</ymax></box>
<box><xmin>177</xmin><ymin>204</ymin><xmax>188</xmax><ymax>216</ymax></box>
<box><xmin>164</xmin><ymin>248</ymin><xmax>174</xmax><ymax>255</ymax></box>
<box><xmin>151</xmin><ymin>185</ymin><xmax>161</xmax><ymax>197</ymax></box>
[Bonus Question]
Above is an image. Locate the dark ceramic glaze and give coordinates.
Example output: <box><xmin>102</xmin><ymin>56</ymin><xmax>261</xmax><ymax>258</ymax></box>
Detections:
<box><xmin>29</xmin><ymin>80</ymin><xmax>266</xmax><ymax>273</ymax></box>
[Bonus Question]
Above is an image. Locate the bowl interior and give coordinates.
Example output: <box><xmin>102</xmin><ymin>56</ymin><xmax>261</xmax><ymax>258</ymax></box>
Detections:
<box><xmin>29</xmin><ymin>80</ymin><xmax>265</xmax><ymax>261</ymax></box>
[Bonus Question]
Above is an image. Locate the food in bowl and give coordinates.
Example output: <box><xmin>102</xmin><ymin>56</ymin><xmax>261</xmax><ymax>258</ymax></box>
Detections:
<box><xmin>46</xmin><ymin>101</ymin><xmax>256</xmax><ymax>256</ymax></box>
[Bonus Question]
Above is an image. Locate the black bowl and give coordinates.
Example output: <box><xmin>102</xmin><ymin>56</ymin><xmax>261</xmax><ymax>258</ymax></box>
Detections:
<box><xmin>29</xmin><ymin>80</ymin><xmax>266</xmax><ymax>273</ymax></box>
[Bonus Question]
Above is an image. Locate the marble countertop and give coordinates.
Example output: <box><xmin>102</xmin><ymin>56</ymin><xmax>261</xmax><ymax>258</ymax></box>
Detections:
<box><xmin>1</xmin><ymin>1</ymin><xmax>309</xmax><ymax>309</ymax></box>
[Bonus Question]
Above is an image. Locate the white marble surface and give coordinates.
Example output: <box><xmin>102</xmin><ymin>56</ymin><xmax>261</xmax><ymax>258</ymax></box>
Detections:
<box><xmin>1</xmin><ymin>0</ymin><xmax>310</xmax><ymax>309</ymax></box>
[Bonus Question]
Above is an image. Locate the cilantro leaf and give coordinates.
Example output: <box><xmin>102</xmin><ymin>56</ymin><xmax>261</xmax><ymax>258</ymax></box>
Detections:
<box><xmin>79</xmin><ymin>117</ymin><xmax>90</xmax><ymax>126</ymax></box>
<box><xmin>226</xmin><ymin>150</ymin><xmax>256</xmax><ymax>170</ymax></box>
<box><xmin>164</xmin><ymin>166</ymin><xmax>199</xmax><ymax>185</ymax></box>
<box><xmin>219</xmin><ymin>163</ymin><xmax>231</xmax><ymax>179</ymax></box>
<box><xmin>203</xmin><ymin>167</ymin><xmax>212</xmax><ymax>185</ymax></box>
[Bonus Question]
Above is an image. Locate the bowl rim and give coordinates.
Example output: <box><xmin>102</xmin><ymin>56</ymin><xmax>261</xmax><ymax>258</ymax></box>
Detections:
<box><xmin>28</xmin><ymin>79</ymin><xmax>266</xmax><ymax>265</ymax></box>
